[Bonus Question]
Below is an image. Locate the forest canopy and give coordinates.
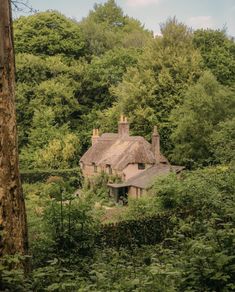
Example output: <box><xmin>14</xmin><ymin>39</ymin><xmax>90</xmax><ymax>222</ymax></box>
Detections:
<box><xmin>14</xmin><ymin>5</ymin><xmax>235</xmax><ymax>169</ymax></box>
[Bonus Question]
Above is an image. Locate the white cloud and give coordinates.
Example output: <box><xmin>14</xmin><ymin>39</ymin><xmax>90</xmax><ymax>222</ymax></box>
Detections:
<box><xmin>126</xmin><ymin>0</ymin><xmax>160</xmax><ymax>8</ymax></box>
<box><xmin>187</xmin><ymin>16</ymin><xmax>214</xmax><ymax>30</ymax></box>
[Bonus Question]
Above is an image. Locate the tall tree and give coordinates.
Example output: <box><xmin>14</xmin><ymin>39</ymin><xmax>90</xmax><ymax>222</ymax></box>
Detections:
<box><xmin>193</xmin><ymin>29</ymin><xmax>235</xmax><ymax>85</ymax></box>
<box><xmin>14</xmin><ymin>11</ymin><xmax>86</xmax><ymax>58</ymax></box>
<box><xmin>0</xmin><ymin>0</ymin><xmax>28</xmax><ymax>256</ymax></box>
<box><xmin>80</xmin><ymin>0</ymin><xmax>151</xmax><ymax>56</ymax></box>
<box><xmin>104</xmin><ymin>18</ymin><xmax>202</xmax><ymax>152</ymax></box>
<box><xmin>170</xmin><ymin>71</ymin><xmax>235</xmax><ymax>167</ymax></box>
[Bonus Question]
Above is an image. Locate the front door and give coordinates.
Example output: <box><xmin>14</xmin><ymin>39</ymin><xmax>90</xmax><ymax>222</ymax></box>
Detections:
<box><xmin>118</xmin><ymin>187</ymin><xmax>128</xmax><ymax>205</ymax></box>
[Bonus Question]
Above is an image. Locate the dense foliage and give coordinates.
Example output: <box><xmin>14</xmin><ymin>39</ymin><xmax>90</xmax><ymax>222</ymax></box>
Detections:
<box><xmin>3</xmin><ymin>0</ymin><xmax>234</xmax><ymax>290</ymax></box>
<box><xmin>170</xmin><ymin>71</ymin><xmax>235</xmax><ymax>167</ymax></box>
<box><xmin>15</xmin><ymin>4</ymin><xmax>151</xmax><ymax>168</ymax></box>
<box><xmin>1</xmin><ymin>166</ymin><xmax>234</xmax><ymax>291</ymax></box>
<box><xmin>14</xmin><ymin>11</ymin><xmax>86</xmax><ymax>58</ymax></box>
<box><xmin>193</xmin><ymin>29</ymin><xmax>235</xmax><ymax>85</ymax></box>
<box><xmin>15</xmin><ymin>2</ymin><xmax>235</xmax><ymax>168</ymax></box>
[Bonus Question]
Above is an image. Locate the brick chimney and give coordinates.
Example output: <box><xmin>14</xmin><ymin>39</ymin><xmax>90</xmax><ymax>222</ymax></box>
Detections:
<box><xmin>92</xmin><ymin>128</ymin><xmax>99</xmax><ymax>145</ymax></box>
<box><xmin>118</xmin><ymin>115</ymin><xmax>129</xmax><ymax>138</ymax></box>
<box><xmin>152</xmin><ymin>126</ymin><xmax>161</xmax><ymax>164</ymax></box>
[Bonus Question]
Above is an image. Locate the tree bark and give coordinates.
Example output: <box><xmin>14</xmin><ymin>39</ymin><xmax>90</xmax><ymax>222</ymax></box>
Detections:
<box><xmin>0</xmin><ymin>0</ymin><xmax>28</xmax><ymax>256</ymax></box>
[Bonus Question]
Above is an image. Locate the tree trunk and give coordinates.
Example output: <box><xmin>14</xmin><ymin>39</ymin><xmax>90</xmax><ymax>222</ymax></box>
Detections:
<box><xmin>0</xmin><ymin>0</ymin><xmax>28</xmax><ymax>256</ymax></box>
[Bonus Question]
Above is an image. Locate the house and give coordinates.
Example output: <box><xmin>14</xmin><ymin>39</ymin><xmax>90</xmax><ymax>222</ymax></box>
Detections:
<box><xmin>80</xmin><ymin>115</ymin><xmax>183</xmax><ymax>201</ymax></box>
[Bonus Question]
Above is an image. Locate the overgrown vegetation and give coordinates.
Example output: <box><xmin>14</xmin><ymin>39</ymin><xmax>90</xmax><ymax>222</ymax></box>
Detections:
<box><xmin>2</xmin><ymin>0</ymin><xmax>234</xmax><ymax>290</ymax></box>
<box><xmin>2</xmin><ymin>166</ymin><xmax>234</xmax><ymax>291</ymax></box>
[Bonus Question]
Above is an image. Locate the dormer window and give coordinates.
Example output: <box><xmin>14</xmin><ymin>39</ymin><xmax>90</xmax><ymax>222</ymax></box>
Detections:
<box><xmin>92</xmin><ymin>162</ymin><xmax>97</xmax><ymax>173</ymax></box>
<box><xmin>138</xmin><ymin>163</ymin><xmax>145</xmax><ymax>170</ymax></box>
<box><xmin>106</xmin><ymin>164</ymin><xmax>112</xmax><ymax>175</ymax></box>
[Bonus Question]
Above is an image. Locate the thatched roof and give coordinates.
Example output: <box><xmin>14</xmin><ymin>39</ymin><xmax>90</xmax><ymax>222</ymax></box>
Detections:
<box><xmin>108</xmin><ymin>165</ymin><xmax>184</xmax><ymax>189</ymax></box>
<box><xmin>80</xmin><ymin>133</ymin><xmax>167</xmax><ymax>171</ymax></box>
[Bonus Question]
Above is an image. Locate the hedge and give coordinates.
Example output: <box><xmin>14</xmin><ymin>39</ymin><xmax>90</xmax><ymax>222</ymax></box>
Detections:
<box><xmin>97</xmin><ymin>214</ymin><xmax>175</xmax><ymax>248</ymax></box>
<box><xmin>20</xmin><ymin>168</ymin><xmax>82</xmax><ymax>186</ymax></box>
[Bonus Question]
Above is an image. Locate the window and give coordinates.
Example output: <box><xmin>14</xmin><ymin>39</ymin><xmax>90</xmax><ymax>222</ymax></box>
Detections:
<box><xmin>92</xmin><ymin>162</ymin><xmax>97</xmax><ymax>173</ymax></box>
<box><xmin>106</xmin><ymin>164</ymin><xmax>112</xmax><ymax>175</ymax></box>
<box><xmin>138</xmin><ymin>163</ymin><xmax>145</xmax><ymax>170</ymax></box>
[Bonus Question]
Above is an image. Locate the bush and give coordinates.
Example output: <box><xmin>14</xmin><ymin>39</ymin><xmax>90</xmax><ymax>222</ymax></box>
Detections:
<box><xmin>0</xmin><ymin>255</ymin><xmax>31</xmax><ymax>291</ymax></box>
<box><xmin>152</xmin><ymin>166</ymin><xmax>235</xmax><ymax>291</ymax></box>
<box><xmin>20</xmin><ymin>168</ymin><xmax>82</xmax><ymax>187</ymax></box>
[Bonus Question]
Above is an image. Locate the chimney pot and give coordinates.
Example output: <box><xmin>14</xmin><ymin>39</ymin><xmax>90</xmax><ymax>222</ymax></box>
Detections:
<box><xmin>153</xmin><ymin>126</ymin><xmax>158</xmax><ymax>135</ymax></box>
<box><xmin>92</xmin><ymin>128</ymin><xmax>100</xmax><ymax>145</ymax></box>
<box><xmin>152</xmin><ymin>126</ymin><xmax>161</xmax><ymax>164</ymax></box>
<box><xmin>118</xmin><ymin>115</ymin><xmax>129</xmax><ymax>138</ymax></box>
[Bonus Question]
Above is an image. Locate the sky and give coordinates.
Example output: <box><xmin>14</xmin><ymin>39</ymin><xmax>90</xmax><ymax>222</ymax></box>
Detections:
<box><xmin>15</xmin><ymin>0</ymin><xmax>235</xmax><ymax>37</ymax></box>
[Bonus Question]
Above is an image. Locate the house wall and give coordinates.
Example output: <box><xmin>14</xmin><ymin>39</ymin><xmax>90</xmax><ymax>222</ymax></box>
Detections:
<box><xmin>128</xmin><ymin>186</ymin><xmax>145</xmax><ymax>199</ymax></box>
<box><xmin>104</xmin><ymin>167</ymin><xmax>123</xmax><ymax>178</ymax></box>
<box><xmin>81</xmin><ymin>163</ymin><xmax>123</xmax><ymax>179</ymax></box>
<box><xmin>109</xmin><ymin>186</ymin><xmax>147</xmax><ymax>202</ymax></box>
<box><xmin>81</xmin><ymin>162</ymin><xmax>152</xmax><ymax>183</ymax></box>
<box><xmin>123</xmin><ymin>163</ymin><xmax>152</xmax><ymax>181</ymax></box>
<box><xmin>81</xmin><ymin>164</ymin><xmax>102</xmax><ymax>177</ymax></box>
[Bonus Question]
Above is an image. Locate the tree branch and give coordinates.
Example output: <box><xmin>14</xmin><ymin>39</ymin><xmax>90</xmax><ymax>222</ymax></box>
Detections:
<box><xmin>11</xmin><ymin>0</ymin><xmax>36</xmax><ymax>13</ymax></box>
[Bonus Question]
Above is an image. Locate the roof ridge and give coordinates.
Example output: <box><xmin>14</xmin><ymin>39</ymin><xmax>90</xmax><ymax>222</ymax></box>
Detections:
<box><xmin>80</xmin><ymin>134</ymin><xmax>156</xmax><ymax>169</ymax></box>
